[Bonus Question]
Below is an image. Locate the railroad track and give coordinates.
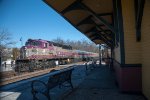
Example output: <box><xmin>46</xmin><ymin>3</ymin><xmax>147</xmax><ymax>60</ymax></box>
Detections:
<box><xmin>0</xmin><ymin>62</ymin><xmax>84</xmax><ymax>86</ymax></box>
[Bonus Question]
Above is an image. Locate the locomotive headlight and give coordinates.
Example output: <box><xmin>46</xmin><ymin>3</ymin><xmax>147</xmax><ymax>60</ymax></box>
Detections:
<box><xmin>36</xmin><ymin>49</ymin><xmax>38</xmax><ymax>54</ymax></box>
<box><xmin>67</xmin><ymin>59</ymin><xmax>70</xmax><ymax>62</ymax></box>
<box><xmin>43</xmin><ymin>49</ymin><xmax>45</xmax><ymax>53</ymax></box>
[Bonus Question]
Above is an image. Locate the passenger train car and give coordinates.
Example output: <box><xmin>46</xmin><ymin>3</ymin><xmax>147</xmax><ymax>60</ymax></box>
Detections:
<box><xmin>15</xmin><ymin>39</ymin><xmax>98</xmax><ymax>72</ymax></box>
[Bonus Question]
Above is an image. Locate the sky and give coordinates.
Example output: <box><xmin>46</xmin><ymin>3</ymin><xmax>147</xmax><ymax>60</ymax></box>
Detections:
<box><xmin>0</xmin><ymin>0</ymin><xmax>92</xmax><ymax>48</ymax></box>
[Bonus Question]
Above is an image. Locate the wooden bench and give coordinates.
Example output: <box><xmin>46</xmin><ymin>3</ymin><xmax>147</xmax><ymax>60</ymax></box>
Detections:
<box><xmin>31</xmin><ymin>67</ymin><xmax>74</xmax><ymax>100</ymax></box>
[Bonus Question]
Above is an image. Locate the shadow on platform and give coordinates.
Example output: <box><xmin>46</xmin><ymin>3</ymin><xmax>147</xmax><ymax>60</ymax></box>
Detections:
<box><xmin>0</xmin><ymin>64</ymin><xmax>146</xmax><ymax>100</ymax></box>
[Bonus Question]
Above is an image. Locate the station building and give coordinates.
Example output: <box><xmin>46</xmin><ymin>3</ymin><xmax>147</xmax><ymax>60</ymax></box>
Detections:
<box><xmin>44</xmin><ymin>0</ymin><xmax>150</xmax><ymax>99</ymax></box>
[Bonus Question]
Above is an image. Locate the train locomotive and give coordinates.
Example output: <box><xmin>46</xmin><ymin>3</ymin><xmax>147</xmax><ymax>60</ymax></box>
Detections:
<box><xmin>20</xmin><ymin>39</ymin><xmax>98</xmax><ymax>61</ymax></box>
<box><xmin>16</xmin><ymin>39</ymin><xmax>98</xmax><ymax>72</ymax></box>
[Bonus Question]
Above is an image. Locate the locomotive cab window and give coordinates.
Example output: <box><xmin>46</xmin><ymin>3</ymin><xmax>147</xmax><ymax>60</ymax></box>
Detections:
<box><xmin>33</xmin><ymin>42</ymin><xmax>39</xmax><ymax>46</ymax></box>
<box><xmin>49</xmin><ymin>43</ymin><xmax>52</xmax><ymax>46</ymax></box>
<box><xmin>44</xmin><ymin>43</ymin><xmax>48</xmax><ymax>48</ymax></box>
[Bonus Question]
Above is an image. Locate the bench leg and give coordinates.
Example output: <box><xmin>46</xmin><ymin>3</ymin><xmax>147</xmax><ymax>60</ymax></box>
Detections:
<box><xmin>68</xmin><ymin>80</ymin><xmax>73</xmax><ymax>89</ymax></box>
<box><xmin>45</xmin><ymin>92</ymin><xmax>51</xmax><ymax>100</ymax></box>
<box><xmin>32</xmin><ymin>94</ymin><xmax>38</xmax><ymax>100</ymax></box>
<box><xmin>59</xmin><ymin>83</ymin><xmax>62</xmax><ymax>89</ymax></box>
<box><xmin>31</xmin><ymin>89</ymin><xmax>38</xmax><ymax>100</ymax></box>
<box><xmin>47</xmin><ymin>96</ymin><xmax>51</xmax><ymax>100</ymax></box>
<box><xmin>32</xmin><ymin>90</ymin><xmax>51</xmax><ymax>100</ymax></box>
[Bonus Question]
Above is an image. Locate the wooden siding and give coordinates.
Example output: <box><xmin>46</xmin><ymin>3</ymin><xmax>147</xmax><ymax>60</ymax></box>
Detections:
<box><xmin>121</xmin><ymin>0</ymin><xmax>141</xmax><ymax>64</ymax></box>
<box><xmin>141</xmin><ymin>0</ymin><xmax>150</xmax><ymax>99</ymax></box>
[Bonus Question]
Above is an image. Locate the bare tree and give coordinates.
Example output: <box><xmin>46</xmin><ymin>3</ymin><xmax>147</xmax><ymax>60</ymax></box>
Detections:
<box><xmin>52</xmin><ymin>37</ymin><xmax>65</xmax><ymax>45</ymax></box>
<box><xmin>12</xmin><ymin>48</ymin><xmax>20</xmax><ymax>60</ymax></box>
<box><xmin>0</xmin><ymin>29</ymin><xmax>15</xmax><ymax>62</ymax></box>
<box><xmin>52</xmin><ymin>37</ymin><xmax>99</xmax><ymax>53</ymax></box>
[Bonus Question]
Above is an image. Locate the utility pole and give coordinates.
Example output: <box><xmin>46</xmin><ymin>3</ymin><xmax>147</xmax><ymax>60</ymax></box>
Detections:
<box><xmin>20</xmin><ymin>37</ymin><xmax>23</xmax><ymax>59</ymax></box>
<box><xmin>20</xmin><ymin>37</ymin><xmax>23</xmax><ymax>47</ymax></box>
<box><xmin>0</xmin><ymin>54</ymin><xmax>1</xmax><ymax>67</ymax></box>
<box><xmin>0</xmin><ymin>48</ymin><xmax>4</xmax><ymax>67</ymax></box>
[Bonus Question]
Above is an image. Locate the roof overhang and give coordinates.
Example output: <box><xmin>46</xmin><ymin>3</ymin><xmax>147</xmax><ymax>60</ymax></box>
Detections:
<box><xmin>44</xmin><ymin>0</ymin><xmax>117</xmax><ymax>47</ymax></box>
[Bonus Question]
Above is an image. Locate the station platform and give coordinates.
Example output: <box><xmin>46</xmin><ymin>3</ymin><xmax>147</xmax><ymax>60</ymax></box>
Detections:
<box><xmin>0</xmin><ymin>64</ymin><xmax>146</xmax><ymax>100</ymax></box>
<box><xmin>64</xmin><ymin>66</ymin><xmax>146</xmax><ymax>100</ymax></box>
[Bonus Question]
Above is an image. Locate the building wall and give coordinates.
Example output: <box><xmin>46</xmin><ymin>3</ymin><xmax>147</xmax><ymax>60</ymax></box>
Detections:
<box><xmin>141</xmin><ymin>0</ymin><xmax>150</xmax><ymax>99</ymax></box>
<box><xmin>121</xmin><ymin>0</ymin><xmax>150</xmax><ymax>98</ymax></box>
<box><xmin>121</xmin><ymin>0</ymin><xmax>141</xmax><ymax>64</ymax></box>
<box><xmin>112</xmin><ymin>0</ymin><xmax>143</xmax><ymax>93</ymax></box>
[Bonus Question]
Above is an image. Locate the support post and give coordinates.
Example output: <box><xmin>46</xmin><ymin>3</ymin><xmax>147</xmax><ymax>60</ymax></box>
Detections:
<box><xmin>110</xmin><ymin>47</ymin><xmax>113</xmax><ymax>68</ymax></box>
<box><xmin>115</xmin><ymin>0</ymin><xmax>125</xmax><ymax>64</ymax></box>
<box><xmin>0</xmin><ymin>57</ymin><xmax>1</xmax><ymax>67</ymax></box>
<box><xmin>99</xmin><ymin>44</ymin><xmax>101</xmax><ymax>66</ymax></box>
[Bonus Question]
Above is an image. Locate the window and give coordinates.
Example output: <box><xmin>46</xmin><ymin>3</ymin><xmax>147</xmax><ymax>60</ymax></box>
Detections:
<box><xmin>44</xmin><ymin>43</ymin><xmax>48</xmax><ymax>48</ymax></box>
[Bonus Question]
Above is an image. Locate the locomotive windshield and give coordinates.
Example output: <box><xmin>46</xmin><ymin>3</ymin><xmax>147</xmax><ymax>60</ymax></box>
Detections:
<box><xmin>25</xmin><ymin>40</ymin><xmax>41</xmax><ymax>46</ymax></box>
<box><xmin>32</xmin><ymin>41</ymin><xmax>40</xmax><ymax>46</ymax></box>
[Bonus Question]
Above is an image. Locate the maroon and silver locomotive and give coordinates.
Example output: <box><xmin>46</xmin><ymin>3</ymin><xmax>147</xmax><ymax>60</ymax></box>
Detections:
<box><xmin>20</xmin><ymin>39</ymin><xmax>73</xmax><ymax>60</ymax></box>
<box><xmin>15</xmin><ymin>39</ymin><xmax>98</xmax><ymax>72</ymax></box>
<box><xmin>20</xmin><ymin>39</ymin><xmax>98</xmax><ymax>61</ymax></box>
